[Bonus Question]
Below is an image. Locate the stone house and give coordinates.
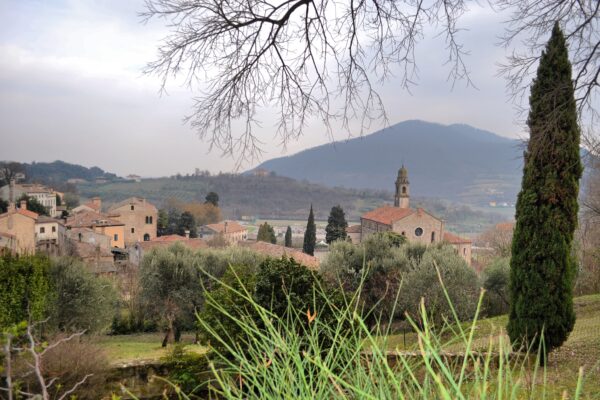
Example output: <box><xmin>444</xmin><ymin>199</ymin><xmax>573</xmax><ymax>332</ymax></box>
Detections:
<box><xmin>346</xmin><ymin>224</ymin><xmax>362</xmax><ymax>243</ymax></box>
<box><xmin>35</xmin><ymin>215</ymin><xmax>67</xmax><ymax>256</ymax></box>
<box><xmin>72</xmin><ymin>197</ymin><xmax>102</xmax><ymax>214</ymax></box>
<box><xmin>0</xmin><ymin>201</ymin><xmax>39</xmax><ymax>254</ymax></box>
<box><xmin>358</xmin><ymin>166</ymin><xmax>472</xmax><ymax>265</ymax></box>
<box><xmin>238</xmin><ymin>240</ymin><xmax>320</xmax><ymax>270</ymax></box>
<box><xmin>65</xmin><ymin>210</ymin><xmax>125</xmax><ymax>248</ymax></box>
<box><xmin>107</xmin><ymin>197</ymin><xmax>158</xmax><ymax>245</ymax></box>
<box><xmin>200</xmin><ymin>221</ymin><xmax>248</xmax><ymax>244</ymax></box>
<box><xmin>65</xmin><ymin>228</ymin><xmax>116</xmax><ymax>273</ymax></box>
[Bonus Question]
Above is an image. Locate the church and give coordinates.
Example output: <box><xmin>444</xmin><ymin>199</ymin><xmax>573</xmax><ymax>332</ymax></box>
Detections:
<box><xmin>349</xmin><ymin>166</ymin><xmax>472</xmax><ymax>265</ymax></box>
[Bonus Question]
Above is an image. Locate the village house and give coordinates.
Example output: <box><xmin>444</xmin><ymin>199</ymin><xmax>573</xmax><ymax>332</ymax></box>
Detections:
<box><xmin>239</xmin><ymin>241</ymin><xmax>320</xmax><ymax>270</ymax></box>
<box><xmin>200</xmin><ymin>220</ymin><xmax>248</xmax><ymax>244</ymax></box>
<box><xmin>65</xmin><ymin>210</ymin><xmax>125</xmax><ymax>248</ymax></box>
<box><xmin>0</xmin><ymin>180</ymin><xmax>59</xmax><ymax>217</ymax></box>
<box><xmin>65</xmin><ymin>227</ymin><xmax>116</xmax><ymax>273</ymax></box>
<box><xmin>358</xmin><ymin>166</ymin><xmax>472</xmax><ymax>265</ymax></box>
<box><xmin>35</xmin><ymin>215</ymin><xmax>67</xmax><ymax>256</ymax></box>
<box><xmin>0</xmin><ymin>201</ymin><xmax>39</xmax><ymax>254</ymax></box>
<box><xmin>107</xmin><ymin>197</ymin><xmax>158</xmax><ymax>245</ymax></box>
<box><xmin>72</xmin><ymin>196</ymin><xmax>102</xmax><ymax>214</ymax></box>
<box><xmin>129</xmin><ymin>234</ymin><xmax>208</xmax><ymax>265</ymax></box>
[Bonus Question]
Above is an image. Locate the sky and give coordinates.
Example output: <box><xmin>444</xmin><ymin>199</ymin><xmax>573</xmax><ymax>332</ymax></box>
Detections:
<box><xmin>0</xmin><ymin>0</ymin><xmax>526</xmax><ymax>177</ymax></box>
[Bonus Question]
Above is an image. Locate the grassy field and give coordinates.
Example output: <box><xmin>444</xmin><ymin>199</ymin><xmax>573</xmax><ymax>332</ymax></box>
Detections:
<box><xmin>385</xmin><ymin>294</ymin><xmax>600</xmax><ymax>397</ymax></box>
<box><xmin>95</xmin><ymin>333</ymin><xmax>207</xmax><ymax>365</ymax></box>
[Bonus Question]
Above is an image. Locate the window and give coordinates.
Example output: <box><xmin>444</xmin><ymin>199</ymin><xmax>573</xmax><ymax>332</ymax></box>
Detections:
<box><xmin>40</xmin><ymin>227</ymin><xmax>45</xmax><ymax>233</ymax></box>
<box><xmin>402</xmin><ymin>186</ymin><xmax>407</xmax><ymax>194</ymax></box>
<box><xmin>52</xmin><ymin>226</ymin><xmax>56</xmax><ymax>233</ymax></box>
<box><xmin>431</xmin><ymin>232</ymin><xmax>435</xmax><ymax>243</ymax></box>
<box><xmin>145</xmin><ymin>216</ymin><xmax>153</xmax><ymax>224</ymax></box>
<box><xmin>131</xmin><ymin>205</ymin><xmax>135</xmax><ymax>211</ymax></box>
<box><xmin>401</xmin><ymin>231</ymin><xmax>406</xmax><ymax>236</ymax></box>
<box><xmin>463</xmin><ymin>248</ymin><xmax>467</xmax><ymax>255</ymax></box>
<box><xmin>114</xmin><ymin>234</ymin><xmax>118</xmax><ymax>242</ymax></box>
<box><xmin>131</xmin><ymin>228</ymin><xmax>135</xmax><ymax>233</ymax></box>
<box><xmin>415</xmin><ymin>227</ymin><xmax>423</xmax><ymax>237</ymax></box>
<box><xmin>144</xmin><ymin>233</ymin><xmax>150</xmax><ymax>241</ymax></box>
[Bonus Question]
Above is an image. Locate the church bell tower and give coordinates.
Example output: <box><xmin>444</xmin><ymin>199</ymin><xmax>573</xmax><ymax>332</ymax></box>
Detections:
<box><xmin>394</xmin><ymin>165</ymin><xmax>410</xmax><ymax>208</ymax></box>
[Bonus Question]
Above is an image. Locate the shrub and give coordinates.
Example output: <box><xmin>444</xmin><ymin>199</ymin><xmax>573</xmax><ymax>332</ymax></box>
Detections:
<box><xmin>481</xmin><ymin>257</ymin><xmax>510</xmax><ymax>317</ymax></box>
<box><xmin>0</xmin><ymin>254</ymin><xmax>51</xmax><ymax>329</ymax></box>
<box><xmin>48</xmin><ymin>257</ymin><xmax>118</xmax><ymax>333</ymax></box>
<box><xmin>399</xmin><ymin>245</ymin><xmax>480</xmax><ymax>327</ymax></box>
<box><xmin>15</xmin><ymin>334</ymin><xmax>110</xmax><ymax>400</ymax></box>
<box><xmin>198</xmin><ymin>263</ymin><xmax>258</xmax><ymax>353</ymax></box>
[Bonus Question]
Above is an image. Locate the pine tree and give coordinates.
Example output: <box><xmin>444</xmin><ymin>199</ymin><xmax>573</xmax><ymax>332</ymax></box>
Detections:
<box><xmin>325</xmin><ymin>205</ymin><xmax>348</xmax><ymax>244</ymax></box>
<box><xmin>303</xmin><ymin>205</ymin><xmax>316</xmax><ymax>255</ymax></box>
<box><xmin>508</xmin><ymin>23</ymin><xmax>582</xmax><ymax>361</ymax></box>
<box><xmin>284</xmin><ymin>226</ymin><xmax>292</xmax><ymax>247</ymax></box>
<box><xmin>257</xmin><ymin>222</ymin><xmax>276</xmax><ymax>244</ymax></box>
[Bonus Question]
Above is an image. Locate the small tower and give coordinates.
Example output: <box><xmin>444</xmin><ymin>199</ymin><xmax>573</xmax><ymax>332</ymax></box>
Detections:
<box><xmin>394</xmin><ymin>165</ymin><xmax>410</xmax><ymax>208</ymax></box>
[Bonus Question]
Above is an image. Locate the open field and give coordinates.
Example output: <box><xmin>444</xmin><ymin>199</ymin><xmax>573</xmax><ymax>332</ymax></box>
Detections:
<box><xmin>95</xmin><ymin>333</ymin><xmax>207</xmax><ymax>365</ymax></box>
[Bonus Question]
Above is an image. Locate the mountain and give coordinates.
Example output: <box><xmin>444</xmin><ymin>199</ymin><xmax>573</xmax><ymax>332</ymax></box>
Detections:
<box><xmin>252</xmin><ymin>120</ymin><xmax>525</xmax><ymax>204</ymax></box>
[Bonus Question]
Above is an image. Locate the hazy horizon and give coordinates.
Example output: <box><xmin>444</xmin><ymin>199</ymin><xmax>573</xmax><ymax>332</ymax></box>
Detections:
<box><xmin>1</xmin><ymin>0</ymin><xmax>526</xmax><ymax>177</ymax></box>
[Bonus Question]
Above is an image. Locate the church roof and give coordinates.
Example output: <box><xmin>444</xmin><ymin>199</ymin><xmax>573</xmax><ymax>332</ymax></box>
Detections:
<box><xmin>443</xmin><ymin>232</ymin><xmax>472</xmax><ymax>244</ymax></box>
<box><xmin>361</xmin><ymin>206</ymin><xmax>415</xmax><ymax>225</ymax></box>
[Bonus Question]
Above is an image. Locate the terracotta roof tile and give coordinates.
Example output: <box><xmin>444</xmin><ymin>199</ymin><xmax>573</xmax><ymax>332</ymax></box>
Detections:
<box><xmin>107</xmin><ymin>197</ymin><xmax>157</xmax><ymax>212</ymax></box>
<box><xmin>443</xmin><ymin>232</ymin><xmax>472</xmax><ymax>244</ymax></box>
<box><xmin>238</xmin><ymin>241</ymin><xmax>319</xmax><ymax>269</ymax></box>
<box><xmin>361</xmin><ymin>206</ymin><xmax>415</xmax><ymax>226</ymax></box>
<box><xmin>0</xmin><ymin>208</ymin><xmax>39</xmax><ymax>221</ymax></box>
<box><xmin>139</xmin><ymin>236</ymin><xmax>208</xmax><ymax>250</ymax></box>
<box><xmin>204</xmin><ymin>221</ymin><xmax>247</xmax><ymax>234</ymax></box>
<box><xmin>66</xmin><ymin>211</ymin><xmax>124</xmax><ymax>228</ymax></box>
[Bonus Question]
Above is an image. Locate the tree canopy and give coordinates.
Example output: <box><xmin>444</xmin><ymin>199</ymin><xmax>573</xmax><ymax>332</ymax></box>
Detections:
<box><xmin>508</xmin><ymin>24</ymin><xmax>582</xmax><ymax>360</ymax></box>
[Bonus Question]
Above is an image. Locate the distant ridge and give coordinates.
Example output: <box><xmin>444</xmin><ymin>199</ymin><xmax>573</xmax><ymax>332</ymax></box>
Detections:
<box><xmin>251</xmin><ymin>120</ymin><xmax>524</xmax><ymax>204</ymax></box>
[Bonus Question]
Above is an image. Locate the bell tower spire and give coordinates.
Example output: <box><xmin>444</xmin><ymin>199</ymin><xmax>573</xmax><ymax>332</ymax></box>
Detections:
<box><xmin>394</xmin><ymin>165</ymin><xmax>410</xmax><ymax>208</ymax></box>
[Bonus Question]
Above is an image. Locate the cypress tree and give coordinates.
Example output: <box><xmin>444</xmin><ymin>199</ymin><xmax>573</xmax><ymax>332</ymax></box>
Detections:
<box><xmin>303</xmin><ymin>205</ymin><xmax>316</xmax><ymax>256</ymax></box>
<box><xmin>325</xmin><ymin>205</ymin><xmax>348</xmax><ymax>244</ymax></box>
<box><xmin>285</xmin><ymin>226</ymin><xmax>292</xmax><ymax>247</ymax></box>
<box><xmin>507</xmin><ymin>23</ymin><xmax>582</xmax><ymax>361</ymax></box>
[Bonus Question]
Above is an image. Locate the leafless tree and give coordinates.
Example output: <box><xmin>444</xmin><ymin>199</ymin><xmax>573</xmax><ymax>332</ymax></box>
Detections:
<box><xmin>144</xmin><ymin>0</ymin><xmax>600</xmax><ymax>164</ymax></box>
<box><xmin>1</xmin><ymin>321</ymin><xmax>92</xmax><ymax>400</ymax></box>
<box><xmin>497</xmin><ymin>1</ymin><xmax>600</xmax><ymax>129</ymax></box>
<box><xmin>142</xmin><ymin>0</ymin><xmax>473</xmax><ymax>165</ymax></box>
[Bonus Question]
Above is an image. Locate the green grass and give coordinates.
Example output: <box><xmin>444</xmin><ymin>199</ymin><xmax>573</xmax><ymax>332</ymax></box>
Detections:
<box><xmin>385</xmin><ymin>294</ymin><xmax>600</xmax><ymax>397</ymax></box>
<box><xmin>95</xmin><ymin>333</ymin><xmax>207</xmax><ymax>365</ymax></box>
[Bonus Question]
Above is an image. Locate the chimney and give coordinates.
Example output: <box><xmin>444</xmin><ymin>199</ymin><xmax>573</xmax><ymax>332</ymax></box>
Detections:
<box><xmin>9</xmin><ymin>179</ymin><xmax>15</xmax><ymax>203</ymax></box>
<box><xmin>91</xmin><ymin>197</ymin><xmax>102</xmax><ymax>211</ymax></box>
<box><xmin>184</xmin><ymin>229</ymin><xmax>190</xmax><ymax>239</ymax></box>
<box><xmin>20</xmin><ymin>200</ymin><xmax>27</xmax><ymax>210</ymax></box>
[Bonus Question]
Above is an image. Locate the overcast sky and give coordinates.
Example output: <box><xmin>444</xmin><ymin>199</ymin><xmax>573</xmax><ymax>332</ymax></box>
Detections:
<box><xmin>0</xmin><ymin>0</ymin><xmax>526</xmax><ymax>177</ymax></box>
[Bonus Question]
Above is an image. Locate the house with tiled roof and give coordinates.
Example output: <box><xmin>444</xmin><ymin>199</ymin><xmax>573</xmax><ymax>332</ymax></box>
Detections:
<box><xmin>107</xmin><ymin>197</ymin><xmax>158</xmax><ymax>245</ymax></box>
<box><xmin>200</xmin><ymin>220</ymin><xmax>248</xmax><ymax>245</ymax></box>
<box><xmin>358</xmin><ymin>166</ymin><xmax>472</xmax><ymax>265</ymax></box>
<box><xmin>0</xmin><ymin>180</ymin><xmax>59</xmax><ymax>217</ymax></box>
<box><xmin>65</xmin><ymin>210</ymin><xmax>125</xmax><ymax>248</ymax></box>
<box><xmin>129</xmin><ymin>234</ymin><xmax>208</xmax><ymax>265</ymax></box>
<box><xmin>72</xmin><ymin>197</ymin><xmax>102</xmax><ymax>214</ymax></box>
<box><xmin>35</xmin><ymin>215</ymin><xmax>67</xmax><ymax>256</ymax></box>
<box><xmin>239</xmin><ymin>241</ymin><xmax>319</xmax><ymax>270</ymax></box>
<box><xmin>0</xmin><ymin>201</ymin><xmax>39</xmax><ymax>254</ymax></box>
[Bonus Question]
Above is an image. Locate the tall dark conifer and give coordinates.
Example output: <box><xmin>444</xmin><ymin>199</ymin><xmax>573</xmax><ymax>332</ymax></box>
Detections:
<box><xmin>508</xmin><ymin>23</ymin><xmax>582</xmax><ymax>360</ymax></box>
<box><xmin>325</xmin><ymin>205</ymin><xmax>348</xmax><ymax>244</ymax></box>
<box><xmin>303</xmin><ymin>205</ymin><xmax>316</xmax><ymax>256</ymax></box>
<box><xmin>285</xmin><ymin>226</ymin><xmax>292</xmax><ymax>247</ymax></box>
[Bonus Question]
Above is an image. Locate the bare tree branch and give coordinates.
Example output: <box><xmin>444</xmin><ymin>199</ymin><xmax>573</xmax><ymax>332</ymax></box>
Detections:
<box><xmin>497</xmin><ymin>0</ymin><xmax>600</xmax><ymax>132</ymax></box>
<box><xmin>142</xmin><ymin>0</ymin><xmax>473</xmax><ymax>166</ymax></box>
